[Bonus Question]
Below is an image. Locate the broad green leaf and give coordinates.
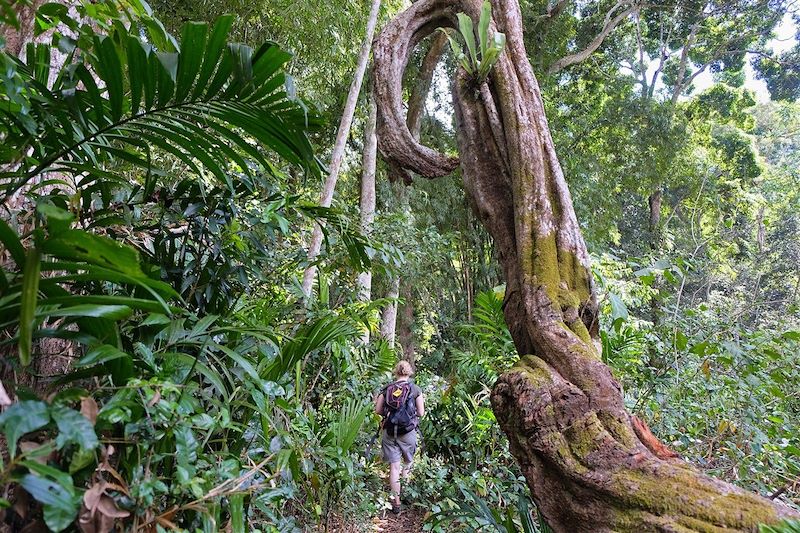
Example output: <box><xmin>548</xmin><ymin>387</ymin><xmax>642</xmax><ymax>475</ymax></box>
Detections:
<box><xmin>40</xmin><ymin>230</ymin><xmax>144</xmax><ymax>277</ymax></box>
<box><xmin>94</xmin><ymin>35</ymin><xmax>124</xmax><ymax>121</ymax></box>
<box><xmin>782</xmin><ymin>330</ymin><xmax>800</xmax><ymax>341</ymax></box>
<box><xmin>174</xmin><ymin>425</ymin><xmax>198</xmax><ymax>484</ymax></box>
<box><xmin>457</xmin><ymin>12</ymin><xmax>477</xmax><ymax>70</ymax></box>
<box><xmin>41</xmin><ymin>295</ymin><xmax>167</xmax><ymax>314</ymax></box>
<box><xmin>192</xmin><ymin>15</ymin><xmax>234</xmax><ymax>99</ymax></box>
<box><xmin>0</xmin><ymin>219</ymin><xmax>25</xmax><ymax>267</ymax></box>
<box><xmin>127</xmin><ymin>35</ymin><xmax>149</xmax><ymax>116</ymax></box>
<box><xmin>0</xmin><ymin>401</ymin><xmax>50</xmax><ymax>457</ymax></box>
<box><xmin>19</xmin><ymin>471</ymin><xmax>79</xmax><ymax>532</ymax></box>
<box><xmin>36</xmin><ymin>203</ymin><xmax>73</xmax><ymax>236</ymax></box>
<box><xmin>156</xmin><ymin>51</ymin><xmax>178</xmax><ymax>107</ymax></box>
<box><xmin>608</xmin><ymin>293</ymin><xmax>628</xmax><ymax>324</ymax></box>
<box><xmin>75</xmin><ymin>344</ymin><xmax>128</xmax><ymax>368</ymax></box>
<box><xmin>230</xmin><ymin>493</ymin><xmax>245</xmax><ymax>533</ymax></box>
<box><xmin>175</xmin><ymin>22</ymin><xmax>207</xmax><ymax>101</ymax></box>
<box><xmin>51</xmin><ymin>405</ymin><xmax>98</xmax><ymax>451</ymax></box>
<box><xmin>478</xmin><ymin>1</ymin><xmax>491</xmax><ymax>59</ymax></box>
<box><xmin>166</xmin><ymin>352</ymin><xmax>230</xmax><ymax>399</ymax></box>
<box><xmin>19</xmin><ymin>247</ymin><xmax>41</xmax><ymax>366</ymax></box>
<box><xmin>45</xmin><ymin>304</ymin><xmax>133</xmax><ymax>320</ymax></box>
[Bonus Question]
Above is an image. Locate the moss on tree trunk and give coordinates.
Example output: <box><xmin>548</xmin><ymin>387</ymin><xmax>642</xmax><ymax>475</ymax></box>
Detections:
<box><xmin>372</xmin><ymin>0</ymin><xmax>798</xmax><ymax>530</ymax></box>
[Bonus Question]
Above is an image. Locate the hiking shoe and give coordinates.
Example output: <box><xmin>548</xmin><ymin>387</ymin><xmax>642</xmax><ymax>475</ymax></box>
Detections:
<box><xmin>391</xmin><ymin>502</ymin><xmax>401</xmax><ymax>515</ymax></box>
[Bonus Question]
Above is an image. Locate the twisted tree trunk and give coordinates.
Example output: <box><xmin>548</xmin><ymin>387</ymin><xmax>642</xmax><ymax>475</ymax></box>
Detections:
<box><xmin>372</xmin><ymin>0</ymin><xmax>797</xmax><ymax>530</ymax></box>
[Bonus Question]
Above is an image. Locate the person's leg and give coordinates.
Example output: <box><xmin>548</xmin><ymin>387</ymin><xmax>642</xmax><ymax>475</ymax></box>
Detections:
<box><xmin>401</xmin><ymin>459</ymin><xmax>413</xmax><ymax>480</ymax></box>
<box><xmin>389</xmin><ymin>461</ymin><xmax>402</xmax><ymax>509</ymax></box>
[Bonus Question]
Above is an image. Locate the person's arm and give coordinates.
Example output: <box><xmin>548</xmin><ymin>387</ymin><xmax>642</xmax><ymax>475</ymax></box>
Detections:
<box><xmin>374</xmin><ymin>391</ymin><xmax>385</xmax><ymax>415</ymax></box>
<box><xmin>415</xmin><ymin>393</ymin><xmax>425</xmax><ymax>418</ymax></box>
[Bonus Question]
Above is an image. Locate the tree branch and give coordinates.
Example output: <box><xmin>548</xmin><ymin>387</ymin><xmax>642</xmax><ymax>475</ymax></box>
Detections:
<box><xmin>547</xmin><ymin>1</ymin><xmax>639</xmax><ymax>74</ymax></box>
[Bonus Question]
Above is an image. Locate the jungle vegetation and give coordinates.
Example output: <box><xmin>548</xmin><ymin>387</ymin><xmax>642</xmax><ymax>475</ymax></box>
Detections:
<box><xmin>0</xmin><ymin>0</ymin><xmax>799</xmax><ymax>531</ymax></box>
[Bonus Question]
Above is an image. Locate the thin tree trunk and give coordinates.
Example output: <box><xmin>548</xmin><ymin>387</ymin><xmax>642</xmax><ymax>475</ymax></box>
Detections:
<box><xmin>380</xmin><ymin>275</ymin><xmax>401</xmax><ymax>345</ymax></box>
<box><xmin>397</xmin><ymin>283</ymin><xmax>416</xmax><ymax>362</ymax></box>
<box><xmin>648</xmin><ymin>189</ymin><xmax>662</xmax><ymax>327</ymax></box>
<box><xmin>300</xmin><ymin>0</ymin><xmax>382</xmax><ymax>298</ymax></box>
<box><xmin>671</xmin><ymin>22</ymin><xmax>699</xmax><ymax>105</ymax></box>
<box><xmin>407</xmin><ymin>32</ymin><xmax>448</xmax><ymax>140</ymax></box>
<box><xmin>379</xmin><ymin>36</ymin><xmax>447</xmax><ymax>342</ymax></box>
<box><xmin>373</xmin><ymin>0</ymin><xmax>797</xmax><ymax>529</ymax></box>
<box><xmin>357</xmin><ymin>93</ymin><xmax>378</xmax><ymax>344</ymax></box>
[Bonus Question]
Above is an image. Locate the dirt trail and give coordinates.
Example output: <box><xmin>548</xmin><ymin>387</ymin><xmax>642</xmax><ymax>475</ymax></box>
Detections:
<box><xmin>369</xmin><ymin>506</ymin><xmax>426</xmax><ymax>532</ymax></box>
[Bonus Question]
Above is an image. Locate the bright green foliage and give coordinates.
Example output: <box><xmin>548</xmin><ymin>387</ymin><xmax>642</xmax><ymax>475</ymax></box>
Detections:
<box><xmin>439</xmin><ymin>1</ymin><xmax>506</xmax><ymax>83</ymax></box>
<box><xmin>1</xmin><ymin>0</ymin><xmax>799</xmax><ymax>529</ymax></box>
<box><xmin>0</xmin><ymin>0</ymin><xmax>320</xmax><ymax>202</ymax></box>
<box><xmin>762</xmin><ymin>519</ymin><xmax>800</xmax><ymax>533</ymax></box>
<box><xmin>427</xmin><ymin>486</ymin><xmax>549</xmax><ymax>532</ymax></box>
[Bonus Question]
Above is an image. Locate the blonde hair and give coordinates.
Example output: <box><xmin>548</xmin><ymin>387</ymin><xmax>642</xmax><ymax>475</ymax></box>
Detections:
<box><xmin>393</xmin><ymin>360</ymin><xmax>414</xmax><ymax>378</ymax></box>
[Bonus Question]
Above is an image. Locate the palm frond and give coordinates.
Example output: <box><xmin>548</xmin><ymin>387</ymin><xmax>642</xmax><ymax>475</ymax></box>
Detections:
<box><xmin>1</xmin><ymin>7</ymin><xmax>321</xmax><ymax>201</ymax></box>
<box><xmin>326</xmin><ymin>398</ymin><xmax>370</xmax><ymax>453</ymax></box>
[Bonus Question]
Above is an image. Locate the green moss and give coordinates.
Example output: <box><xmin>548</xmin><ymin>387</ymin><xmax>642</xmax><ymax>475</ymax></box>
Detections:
<box><xmin>513</xmin><ymin>355</ymin><xmax>553</xmax><ymax>388</ymax></box>
<box><xmin>566</xmin><ymin>317</ymin><xmax>593</xmax><ymax>346</ymax></box>
<box><xmin>611</xmin><ymin>467</ymin><xmax>781</xmax><ymax>528</ymax></box>
<box><xmin>597</xmin><ymin>411</ymin><xmax>637</xmax><ymax>449</ymax></box>
<box><xmin>530</xmin><ymin>232</ymin><xmax>561</xmax><ymax>303</ymax></box>
<box><xmin>557</xmin><ymin>247</ymin><xmax>592</xmax><ymax>305</ymax></box>
<box><xmin>565</xmin><ymin>413</ymin><xmax>605</xmax><ymax>461</ymax></box>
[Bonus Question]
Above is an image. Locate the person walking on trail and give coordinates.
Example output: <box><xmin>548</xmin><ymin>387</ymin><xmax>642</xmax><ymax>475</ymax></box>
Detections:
<box><xmin>374</xmin><ymin>361</ymin><xmax>425</xmax><ymax>514</ymax></box>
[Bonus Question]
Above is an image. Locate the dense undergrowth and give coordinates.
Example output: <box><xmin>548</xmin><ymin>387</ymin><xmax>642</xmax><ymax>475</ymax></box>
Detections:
<box><xmin>0</xmin><ymin>0</ymin><xmax>799</xmax><ymax>531</ymax></box>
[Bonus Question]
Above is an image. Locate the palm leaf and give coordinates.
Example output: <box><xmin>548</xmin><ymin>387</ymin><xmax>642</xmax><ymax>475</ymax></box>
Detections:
<box><xmin>1</xmin><ymin>9</ymin><xmax>320</xmax><ymax>201</ymax></box>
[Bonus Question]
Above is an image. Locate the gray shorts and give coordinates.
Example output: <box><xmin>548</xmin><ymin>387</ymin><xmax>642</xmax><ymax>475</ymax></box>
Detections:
<box><xmin>381</xmin><ymin>429</ymin><xmax>418</xmax><ymax>464</ymax></box>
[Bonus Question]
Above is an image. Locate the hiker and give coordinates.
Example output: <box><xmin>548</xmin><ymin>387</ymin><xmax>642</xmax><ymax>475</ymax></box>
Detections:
<box><xmin>374</xmin><ymin>360</ymin><xmax>425</xmax><ymax>514</ymax></box>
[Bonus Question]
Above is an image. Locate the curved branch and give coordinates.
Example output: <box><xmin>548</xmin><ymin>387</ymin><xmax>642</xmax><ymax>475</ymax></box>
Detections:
<box><xmin>547</xmin><ymin>2</ymin><xmax>638</xmax><ymax>75</ymax></box>
<box><xmin>407</xmin><ymin>31</ymin><xmax>448</xmax><ymax>140</ymax></box>
<box><xmin>372</xmin><ymin>0</ymin><xmax>461</xmax><ymax>183</ymax></box>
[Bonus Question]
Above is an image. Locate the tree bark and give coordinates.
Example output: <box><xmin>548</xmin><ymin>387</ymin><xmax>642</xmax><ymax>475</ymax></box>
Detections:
<box><xmin>380</xmin><ymin>275</ymin><xmax>401</xmax><ymax>345</ymax></box>
<box><xmin>357</xmin><ymin>93</ymin><xmax>378</xmax><ymax>344</ymax></box>
<box><xmin>372</xmin><ymin>0</ymin><xmax>797</xmax><ymax>529</ymax></box>
<box><xmin>300</xmin><ymin>0</ymin><xmax>382</xmax><ymax>298</ymax></box>
<box><xmin>397</xmin><ymin>282</ymin><xmax>416</xmax><ymax>362</ymax></box>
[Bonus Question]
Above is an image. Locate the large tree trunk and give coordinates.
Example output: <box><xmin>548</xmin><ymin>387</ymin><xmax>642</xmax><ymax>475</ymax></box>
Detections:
<box><xmin>300</xmin><ymin>0</ymin><xmax>382</xmax><ymax>298</ymax></box>
<box><xmin>372</xmin><ymin>0</ymin><xmax>797</xmax><ymax>530</ymax></box>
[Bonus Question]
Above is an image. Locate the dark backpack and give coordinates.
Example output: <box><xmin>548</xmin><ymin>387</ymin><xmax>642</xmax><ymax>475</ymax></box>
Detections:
<box><xmin>383</xmin><ymin>381</ymin><xmax>417</xmax><ymax>437</ymax></box>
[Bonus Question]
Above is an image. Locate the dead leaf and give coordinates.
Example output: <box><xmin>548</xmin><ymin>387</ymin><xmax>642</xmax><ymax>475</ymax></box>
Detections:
<box><xmin>701</xmin><ymin>358</ymin><xmax>711</xmax><ymax>379</ymax></box>
<box><xmin>0</xmin><ymin>380</ymin><xmax>12</xmax><ymax>407</ymax></box>
<box><xmin>155</xmin><ymin>514</ymin><xmax>180</xmax><ymax>530</ymax></box>
<box><xmin>83</xmin><ymin>482</ymin><xmax>107</xmax><ymax>512</ymax></box>
<box><xmin>18</xmin><ymin>441</ymin><xmax>53</xmax><ymax>465</ymax></box>
<box><xmin>147</xmin><ymin>390</ymin><xmax>161</xmax><ymax>407</ymax></box>
<box><xmin>96</xmin><ymin>495</ymin><xmax>130</xmax><ymax>519</ymax></box>
<box><xmin>13</xmin><ymin>488</ymin><xmax>29</xmax><ymax>520</ymax></box>
<box><xmin>79</xmin><ymin>482</ymin><xmax>130</xmax><ymax>533</ymax></box>
<box><xmin>80</xmin><ymin>397</ymin><xmax>99</xmax><ymax>425</ymax></box>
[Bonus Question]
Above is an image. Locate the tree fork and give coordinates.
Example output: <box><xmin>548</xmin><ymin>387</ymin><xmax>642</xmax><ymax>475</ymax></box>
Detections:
<box><xmin>372</xmin><ymin>0</ymin><xmax>797</xmax><ymax>529</ymax></box>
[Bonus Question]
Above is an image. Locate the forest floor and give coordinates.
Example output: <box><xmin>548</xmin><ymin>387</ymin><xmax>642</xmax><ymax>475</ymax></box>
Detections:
<box><xmin>369</xmin><ymin>506</ymin><xmax>427</xmax><ymax>532</ymax></box>
<box><xmin>326</xmin><ymin>505</ymin><xmax>427</xmax><ymax>532</ymax></box>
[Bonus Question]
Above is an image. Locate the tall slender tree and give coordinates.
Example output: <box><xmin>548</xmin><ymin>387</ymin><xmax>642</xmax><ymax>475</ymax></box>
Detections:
<box><xmin>356</xmin><ymin>92</ymin><xmax>378</xmax><ymax>343</ymax></box>
<box><xmin>373</xmin><ymin>0</ymin><xmax>798</xmax><ymax>529</ymax></box>
<box><xmin>301</xmin><ymin>0</ymin><xmax>382</xmax><ymax>298</ymax></box>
